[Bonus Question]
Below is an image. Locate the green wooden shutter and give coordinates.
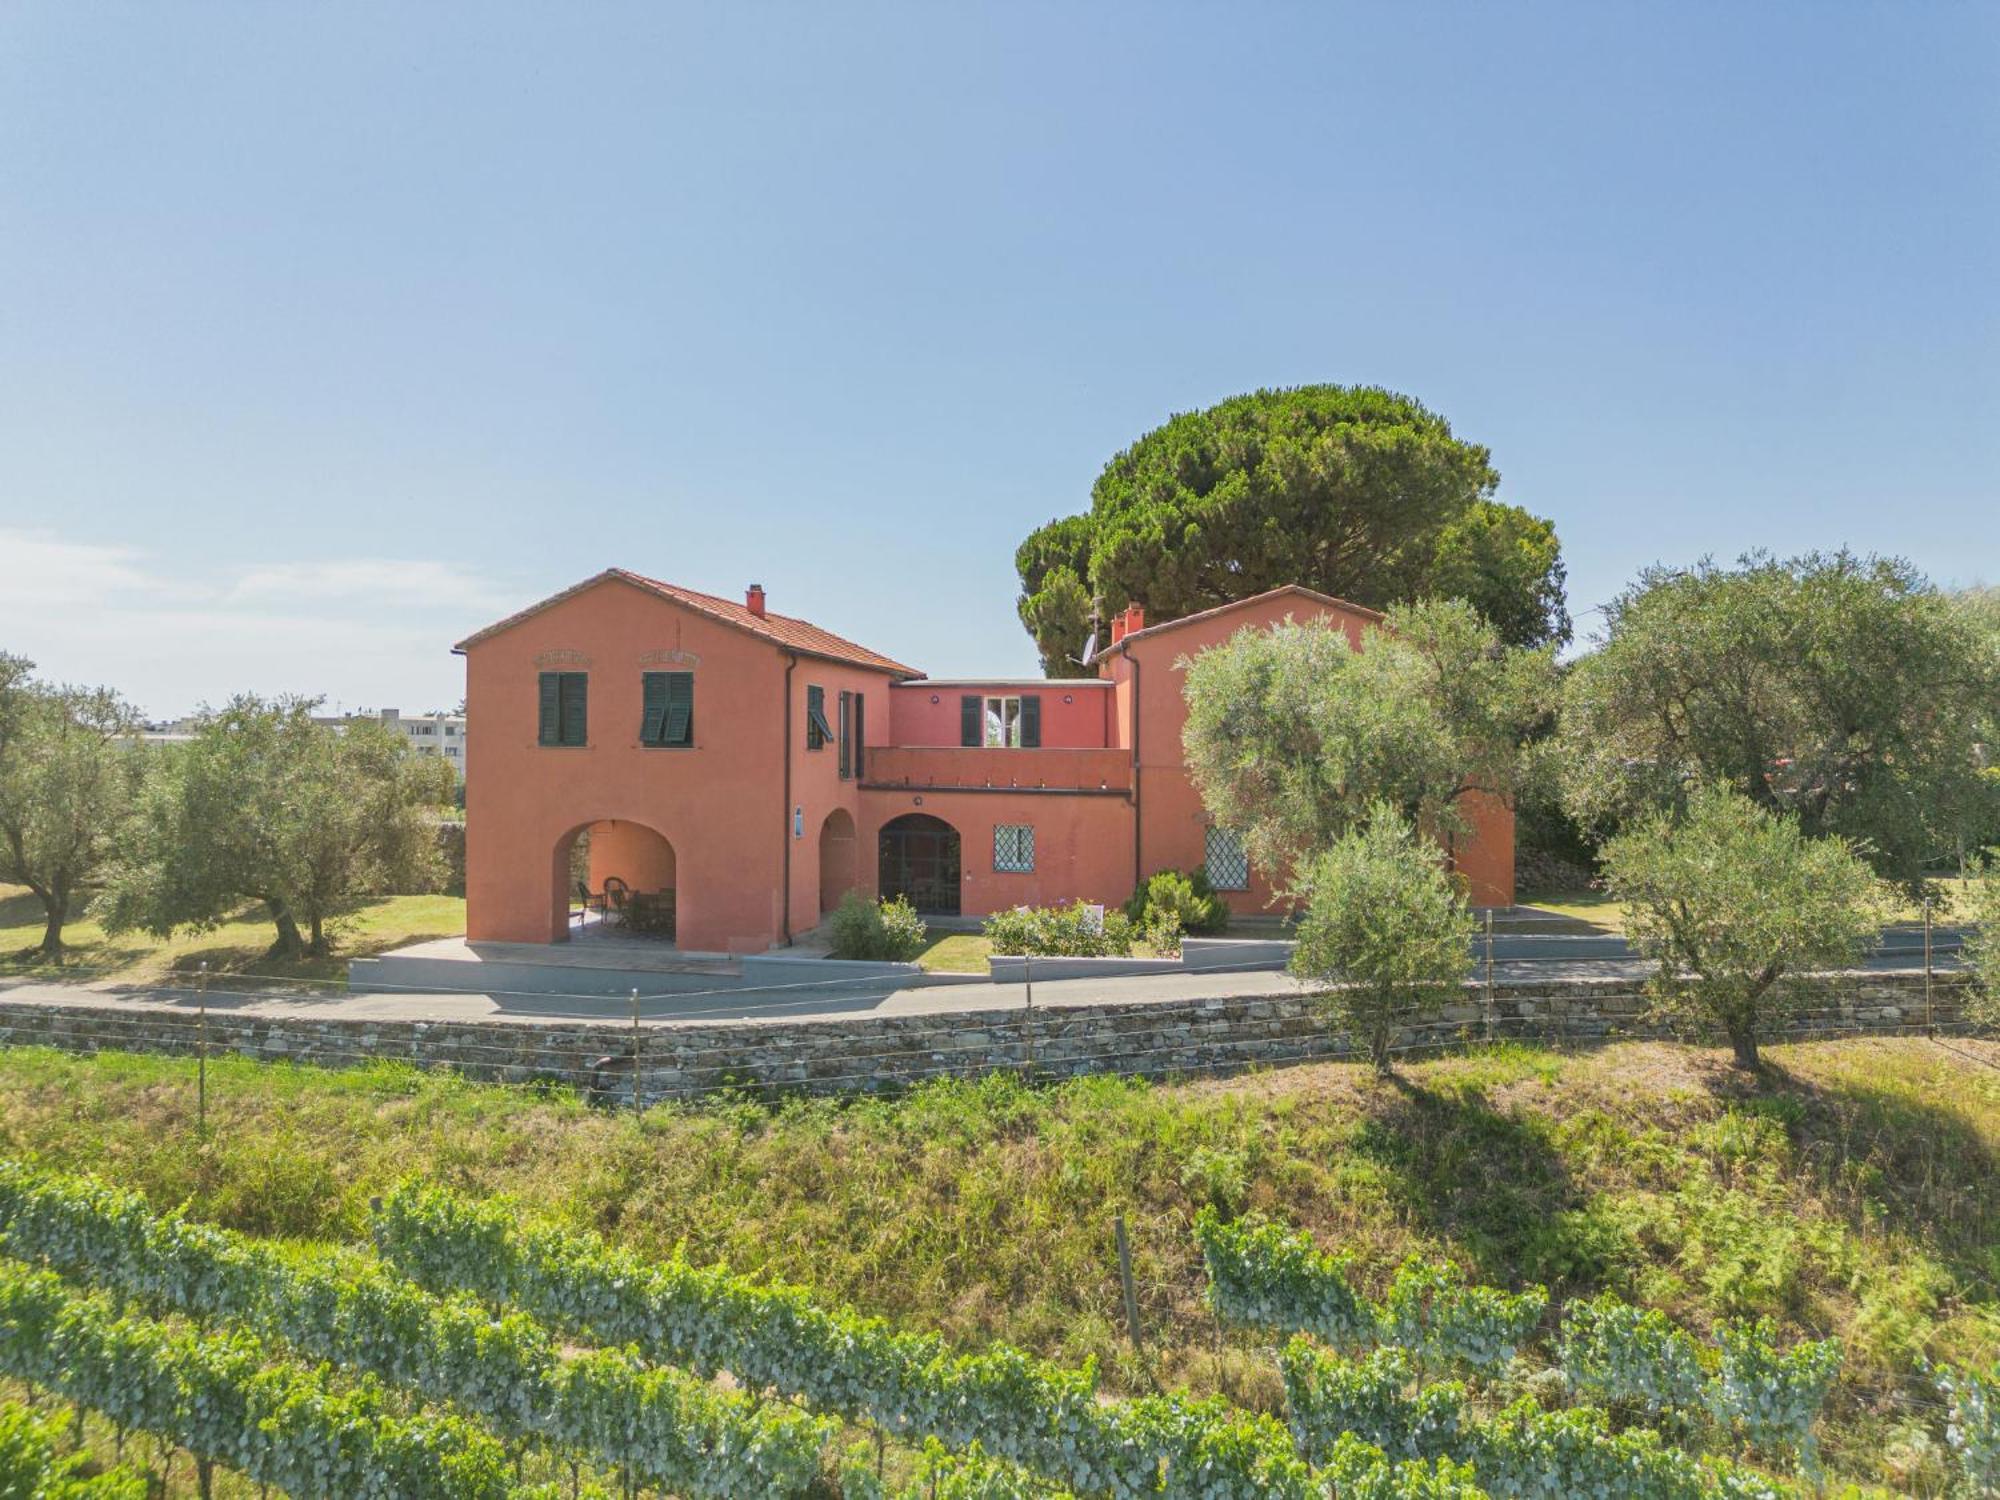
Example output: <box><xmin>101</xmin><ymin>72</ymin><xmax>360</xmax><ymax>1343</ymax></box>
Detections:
<box><xmin>1020</xmin><ymin>694</ymin><xmax>1042</xmax><ymax>748</ymax></box>
<box><xmin>838</xmin><ymin>691</ymin><xmax>852</xmax><ymax>778</ymax></box>
<box><xmin>538</xmin><ymin>673</ymin><xmax>561</xmax><ymax>745</ymax></box>
<box><xmin>960</xmin><ymin>694</ymin><xmax>982</xmax><ymax>747</ymax></box>
<box><xmin>559</xmin><ymin>673</ymin><xmax>587</xmax><ymax>746</ymax></box>
<box><xmin>806</xmin><ymin>685</ymin><xmax>833</xmax><ymax>748</ymax></box>
<box><xmin>853</xmin><ymin>693</ymin><xmax>866</xmax><ymax>779</ymax></box>
<box><xmin>663</xmin><ymin>672</ymin><xmax>694</xmax><ymax>745</ymax></box>
<box><xmin>641</xmin><ymin>673</ymin><xmax>669</xmax><ymax>745</ymax></box>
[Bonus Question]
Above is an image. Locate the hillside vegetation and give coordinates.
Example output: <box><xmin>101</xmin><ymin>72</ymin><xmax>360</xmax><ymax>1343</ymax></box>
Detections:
<box><xmin>0</xmin><ymin>1037</ymin><xmax>1995</xmax><ymax>1494</ymax></box>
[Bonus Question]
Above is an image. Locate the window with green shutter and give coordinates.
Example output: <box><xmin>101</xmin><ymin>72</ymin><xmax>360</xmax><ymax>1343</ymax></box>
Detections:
<box><xmin>806</xmin><ymin>685</ymin><xmax>833</xmax><ymax>749</ymax></box>
<box><xmin>641</xmin><ymin>671</ymin><xmax>694</xmax><ymax>747</ymax></box>
<box><xmin>837</xmin><ymin>690</ymin><xmax>852</xmax><ymax>778</ymax></box>
<box><xmin>853</xmin><ymin>693</ymin><xmax>866</xmax><ymax>779</ymax></box>
<box><xmin>538</xmin><ymin>672</ymin><xmax>588</xmax><ymax>747</ymax></box>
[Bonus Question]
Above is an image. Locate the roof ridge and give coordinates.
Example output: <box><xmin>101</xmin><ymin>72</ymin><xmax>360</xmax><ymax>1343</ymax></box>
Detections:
<box><xmin>454</xmin><ymin>568</ymin><xmax>919</xmax><ymax>676</ymax></box>
<box><xmin>1114</xmin><ymin>584</ymin><xmax>1386</xmax><ymax>648</ymax></box>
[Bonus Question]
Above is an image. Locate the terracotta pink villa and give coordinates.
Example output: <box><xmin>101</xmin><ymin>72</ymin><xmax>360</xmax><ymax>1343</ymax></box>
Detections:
<box><xmin>455</xmin><ymin>571</ymin><xmax>1515</xmax><ymax>955</ymax></box>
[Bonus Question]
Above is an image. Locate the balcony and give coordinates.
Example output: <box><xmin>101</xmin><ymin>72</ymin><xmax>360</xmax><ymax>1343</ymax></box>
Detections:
<box><xmin>863</xmin><ymin>746</ymin><xmax>1131</xmax><ymax>794</ymax></box>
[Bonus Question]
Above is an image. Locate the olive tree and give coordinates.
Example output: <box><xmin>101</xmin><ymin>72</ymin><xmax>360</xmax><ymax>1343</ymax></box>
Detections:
<box><xmin>0</xmin><ymin>656</ymin><xmax>141</xmax><ymax>957</ymax></box>
<box><xmin>1602</xmin><ymin>784</ymin><xmax>1886</xmax><ymax>1071</ymax></box>
<box><xmin>1289</xmin><ymin>808</ymin><xmax>1475</xmax><ymax>1074</ymax></box>
<box><xmin>1562</xmin><ymin>552</ymin><xmax>2000</xmax><ymax>895</ymax></box>
<box><xmin>1964</xmin><ymin>858</ymin><xmax>2000</xmax><ymax>1026</ymax></box>
<box><xmin>100</xmin><ymin>696</ymin><xmax>453</xmax><ymax>959</ymax></box>
<box><xmin>1181</xmin><ymin>598</ymin><xmax>1555</xmax><ymax>890</ymax></box>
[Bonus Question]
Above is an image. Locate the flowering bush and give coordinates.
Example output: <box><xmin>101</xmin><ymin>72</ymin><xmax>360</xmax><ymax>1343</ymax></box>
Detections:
<box><xmin>982</xmin><ymin>902</ymin><xmax>1134</xmax><ymax>957</ymax></box>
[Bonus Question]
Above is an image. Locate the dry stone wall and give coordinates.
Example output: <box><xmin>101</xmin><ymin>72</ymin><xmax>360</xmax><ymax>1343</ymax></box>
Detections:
<box><xmin>0</xmin><ymin>970</ymin><xmax>1975</xmax><ymax>1105</ymax></box>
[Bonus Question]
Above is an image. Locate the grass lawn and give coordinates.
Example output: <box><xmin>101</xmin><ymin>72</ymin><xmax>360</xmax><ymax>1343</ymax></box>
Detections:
<box><xmin>0</xmin><ymin>884</ymin><xmax>466</xmax><ymax>986</ymax></box>
<box><xmin>914</xmin><ymin>930</ymin><xmax>992</xmax><ymax>973</ymax></box>
<box><xmin>1519</xmin><ymin>876</ymin><xmax>1977</xmax><ymax>937</ymax></box>
<box><xmin>1</xmin><ymin>1036</ymin><xmax>1994</xmax><ymax>1494</ymax></box>
<box><xmin>1513</xmin><ymin>889</ymin><xmax>1627</xmax><ymax>933</ymax></box>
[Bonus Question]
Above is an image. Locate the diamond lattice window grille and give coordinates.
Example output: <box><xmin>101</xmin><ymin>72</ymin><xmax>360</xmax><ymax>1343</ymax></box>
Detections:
<box><xmin>1204</xmin><ymin>825</ymin><xmax>1250</xmax><ymax>891</ymax></box>
<box><xmin>994</xmin><ymin>824</ymin><xmax>1036</xmax><ymax>873</ymax></box>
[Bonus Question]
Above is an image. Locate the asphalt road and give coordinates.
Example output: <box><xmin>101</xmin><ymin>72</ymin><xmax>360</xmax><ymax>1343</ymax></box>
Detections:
<box><xmin>0</xmin><ymin>932</ymin><xmax>1961</xmax><ymax>1030</ymax></box>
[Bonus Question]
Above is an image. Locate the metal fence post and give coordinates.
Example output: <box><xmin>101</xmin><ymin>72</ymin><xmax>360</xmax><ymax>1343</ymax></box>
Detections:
<box><xmin>196</xmin><ymin>961</ymin><xmax>209</xmax><ymax>1136</ymax></box>
<box><xmin>630</xmin><ymin>987</ymin><xmax>643</xmax><ymax>1114</ymax></box>
<box><xmin>1113</xmin><ymin>1214</ymin><xmax>1143</xmax><ymax>1350</ymax></box>
<box><xmin>1923</xmin><ymin>896</ymin><xmax>1935</xmax><ymax>1036</ymax></box>
<box><xmin>1022</xmin><ymin>954</ymin><xmax>1036</xmax><ymax>1077</ymax></box>
<box><xmin>1483</xmin><ymin>910</ymin><xmax>1496</xmax><ymax>1042</ymax></box>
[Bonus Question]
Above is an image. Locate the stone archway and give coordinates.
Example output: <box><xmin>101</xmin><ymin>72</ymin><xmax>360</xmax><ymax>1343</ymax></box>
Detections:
<box><xmin>818</xmin><ymin>808</ymin><xmax>858</xmax><ymax>914</ymax></box>
<box><xmin>552</xmin><ymin>818</ymin><xmax>678</xmax><ymax>941</ymax></box>
<box><xmin>877</xmin><ymin>813</ymin><xmax>961</xmax><ymax>916</ymax></box>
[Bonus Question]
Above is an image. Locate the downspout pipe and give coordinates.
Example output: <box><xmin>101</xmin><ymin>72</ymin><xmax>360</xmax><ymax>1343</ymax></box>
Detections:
<box><xmin>1130</xmin><ymin>648</ymin><xmax>1142</xmax><ymax>892</ymax></box>
<box><xmin>782</xmin><ymin>651</ymin><xmax>797</xmax><ymax>946</ymax></box>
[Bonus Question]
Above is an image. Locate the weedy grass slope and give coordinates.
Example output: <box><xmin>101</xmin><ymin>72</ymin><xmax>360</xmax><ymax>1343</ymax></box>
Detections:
<box><xmin>0</xmin><ymin>1036</ymin><xmax>1994</xmax><ymax>1493</ymax></box>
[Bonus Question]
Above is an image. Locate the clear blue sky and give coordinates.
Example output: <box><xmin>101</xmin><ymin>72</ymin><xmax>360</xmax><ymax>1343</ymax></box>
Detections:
<box><xmin>2</xmin><ymin>2</ymin><xmax>1994</xmax><ymax>718</ymax></box>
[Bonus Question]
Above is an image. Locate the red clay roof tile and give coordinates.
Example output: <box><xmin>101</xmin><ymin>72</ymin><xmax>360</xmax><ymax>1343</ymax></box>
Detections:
<box><xmin>453</xmin><ymin>569</ymin><xmax>921</xmax><ymax>677</ymax></box>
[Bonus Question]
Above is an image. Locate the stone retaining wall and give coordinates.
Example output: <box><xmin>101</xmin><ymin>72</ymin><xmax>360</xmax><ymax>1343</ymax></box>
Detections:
<box><xmin>0</xmin><ymin>970</ymin><xmax>1976</xmax><ymax>1105</ymax></box>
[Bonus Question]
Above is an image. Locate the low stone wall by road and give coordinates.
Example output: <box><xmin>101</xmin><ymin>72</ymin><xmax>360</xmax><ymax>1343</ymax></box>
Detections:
<box><xmin>0</xmin><ymin>969</ymin><xmax>1976</xmax><ymax>1105</ymax></box>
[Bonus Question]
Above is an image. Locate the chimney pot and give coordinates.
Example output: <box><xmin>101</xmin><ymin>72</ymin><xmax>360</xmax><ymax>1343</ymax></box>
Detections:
<box><xmin>1110</xmin><ymin>616</ymin><xmax>1127</xmax><ymax>645</ymax></box>
<box><xmin>746</xmin><ymin>583</ymin><xmax>767</xmax><ymax>618</ymax></box>
<box><xmin>1126</xmin><ymin>603</ymin><xmax>1146</xmax><ymax>633</ymax></box>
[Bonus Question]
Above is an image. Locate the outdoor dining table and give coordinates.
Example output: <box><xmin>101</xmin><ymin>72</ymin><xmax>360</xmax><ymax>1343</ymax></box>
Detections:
<box><xmin>621</xmin><ymin>890</ymin><xmax>676</xmax><ymax>938</ymax></box>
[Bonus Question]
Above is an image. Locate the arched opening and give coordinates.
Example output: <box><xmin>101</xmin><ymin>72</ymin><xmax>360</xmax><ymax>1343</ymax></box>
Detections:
<box><xmin>551</xmin><ymin>818</ymin><xmax>678</xmax><ymax>942</ymax></box>
<box><xmin>878</xmin><ymin>813</ymin><xmax>960</xmax><ymax>916</ymax></box>
<box><xmin>818</xmin><ymin>808</ymin><xmax>858</xmax><ymax>914</ymax></box>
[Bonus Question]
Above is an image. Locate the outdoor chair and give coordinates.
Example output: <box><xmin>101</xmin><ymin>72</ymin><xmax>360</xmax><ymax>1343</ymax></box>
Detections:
<box><xmin>602</xmin><ymin>877</ymin><xmax>632</xmax><ymax>927</ymax></box>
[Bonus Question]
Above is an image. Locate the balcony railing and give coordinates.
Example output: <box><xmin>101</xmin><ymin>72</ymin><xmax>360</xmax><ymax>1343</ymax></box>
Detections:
<box><xmin>863</xmin><ymin>746</ymin><xmax>1131</xmax><ymax>793</ymax></box>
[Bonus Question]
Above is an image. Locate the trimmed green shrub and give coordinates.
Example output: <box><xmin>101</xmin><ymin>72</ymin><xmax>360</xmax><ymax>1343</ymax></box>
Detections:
<box><xmin>827</xmin><ymin>891</ymin><xmax>928</xmax><ymax>962</ymax></box>
<box><xmin>1122</xmin><ymin>870</ymin><xmax>1229</xmax><ymax>936</ymax></box>
<box><xmin>982</xmin><ymin>902</ymin><xmax>1133</xmax><ymax>957</ymax></box>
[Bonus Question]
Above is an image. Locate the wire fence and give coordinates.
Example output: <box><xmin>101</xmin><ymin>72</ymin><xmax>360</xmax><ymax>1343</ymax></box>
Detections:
<box><xmin>0</xmin><ymin>939</ymin><xmax>1985</xmax><ymax>1120</ymax></box>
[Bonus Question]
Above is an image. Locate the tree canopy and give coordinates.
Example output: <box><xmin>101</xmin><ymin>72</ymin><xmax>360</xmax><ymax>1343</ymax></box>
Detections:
<box><xmin>1602</xmin><ymin>784</ymin><xmax>1885</xmax><ymax>1071</ymax></box>
<box><xmin>1015</xmin><ymin>385</ymin><xmax>1569</xmax><ymax>673</ymax></box>
<box><xmin>1179</xmin><ymin>598</ymin><xmax>1556</xmax><ymax>890</ymax></box>
<box><xmin>100</xmin><ymin>696</ymin><xmax>453</xmax><ymax>959</ymax></box>
<box><xmin>1558</xmin><ymin>551</ymin><xmax>2000</xmax><ymax>894</ymax></box>
<box><xmin>1289</xmin><ymin>807</ymin><xmax>1475</xmax><ymax>1075</ymax></box>
<box><xmin>0</xmin><ymin>655</ymin><xmax>141</xmax><ymax>957</ymax></box>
